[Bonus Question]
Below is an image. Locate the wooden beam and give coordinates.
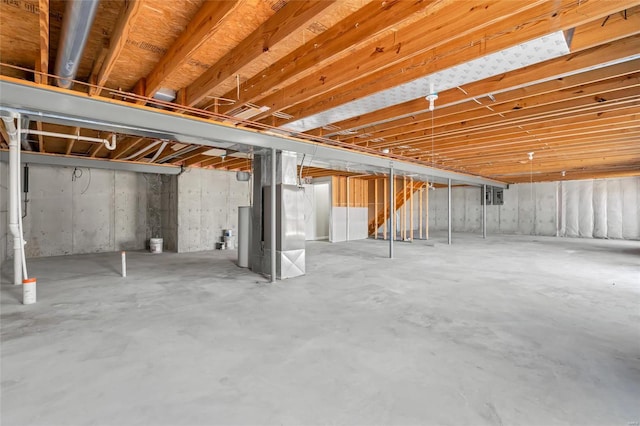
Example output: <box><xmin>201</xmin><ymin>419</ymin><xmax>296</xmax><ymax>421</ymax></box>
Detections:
<box><xmin>318</xmin><ymin>35</ymin><xmax>640</xmax><ymax>138</ymax></box>
<box><xmin>570</xmin><ymin>5</ymin><xmax>640</xmax><ymax>51</ymax></box>
<box><xmin>90</xmin><ymin>0</ymin><xmax>144</xmax><ymax>96</ymax></box>
<box><xmin>218</xmin><ymin>0</ymin><xmax>437</xmax><ymax>114</ymax></box>
<box><xmin>35</xmin><ymin>0</ymin><xmax>49</xmax><ymax>85</ymax></box>
<box><xmin>111</xmin><ymin>137</ymin><xmax>145</xmax><ymax>159</ymax></box>
<box><xmin>185</xmin><ymin>0</ymin><xmax>335</xmax><ymax>106</ymax></box>
<box><xmin>65</xmin><ymin>127</ymin><xmax>80</xmax><ymax>155</ymax></box>
<box><xmin>266</xmin><ymin>0</ymin><xmax>638</xmax><ymax>126</ymax></box>
<box><xmin>36</xmin><ymin>121</ymin><xmax>44</xmax><ymax>152</ymax></box>
<box><xmin>143</xmin><ymin>0</ymin><xmax>240</xmax><ymax>98</ymax></box>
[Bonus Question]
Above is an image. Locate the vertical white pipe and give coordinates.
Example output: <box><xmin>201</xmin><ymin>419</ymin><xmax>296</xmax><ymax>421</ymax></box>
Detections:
<box><xmin>482</xmin><ymin>185</ymin><xmax>487</xmax><ymax>239</ymax></box>
<box><xmin>389</xmin><ymin>167</ymin><xmax>394</xmax><ymax>259</ymax></box>
<box><xmin>121</xmin><ymin>251</ymin><xmax>126</xmax><ymax>277</ymax></box>
<box><xmin>270</xmin><ymin>147</ymin><xmax>277</xmax><ymax>283</ymax></box>
<box><xmin>16</xmin><ymin>115</ymin><xmax>28</xmax><ymax>280</ymax></box>
<box><xmin>448</xmin><ymin>178</ymin><xmax>452</xmax><ymax>245</ymax></box>
<box><xmin>3</xmin><ymin>112</ymin><xmax>22</xmax><ymax>285</ymax></box>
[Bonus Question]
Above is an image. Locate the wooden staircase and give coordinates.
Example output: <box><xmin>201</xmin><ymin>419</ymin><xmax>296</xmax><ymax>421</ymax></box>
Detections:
<box><xmin>368</xmin><ymin>179</ymin><xmax>425</xmax><ymax>236</ymax></box>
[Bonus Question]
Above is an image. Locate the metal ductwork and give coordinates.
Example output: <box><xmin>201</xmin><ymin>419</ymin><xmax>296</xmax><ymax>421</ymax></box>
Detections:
<box><xmin>54</xmin><ymin>0</ymin><xmax>100</xmax><ymax>89</ymax></box>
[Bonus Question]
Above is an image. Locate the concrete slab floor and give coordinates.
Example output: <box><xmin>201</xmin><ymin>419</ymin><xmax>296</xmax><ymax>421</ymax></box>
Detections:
<box><xmin>1</xmin><ymin>233</ymin><xmax>639</xmax><ymax>426</ymax></box>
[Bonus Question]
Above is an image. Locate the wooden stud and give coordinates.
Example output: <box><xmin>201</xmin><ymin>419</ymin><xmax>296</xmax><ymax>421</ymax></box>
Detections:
<box><xmin>410</xmin><ymin>178</ymin><xmax>414</xmax><ymax>241</ymax></box>
<box><xmin>419</xmin><ymin>187</ymin><xmax>423</xmax><ymax>240</ymax></box>
<box><xmin>374</xmin><ymin>178</ymin><xmax>378</xmax><ymax>239</ymax></box>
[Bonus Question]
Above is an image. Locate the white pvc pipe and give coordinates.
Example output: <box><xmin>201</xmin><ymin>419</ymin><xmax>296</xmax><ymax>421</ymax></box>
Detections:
<box><xmin>16</xmin><ymin>115</ymin><xmax>28</xmax><ymax>280</ymax></box>
<box><xmin>23</xmin><ymin>129</ymin><xmax>116</xmax><ymax>150</ymax></box>
<box><xmin>121</xmin><ymin>251</ymin><xmax>126</xmax><ymax>277</ymax></box>
<box><xmin>2</xmin><ymin>111</ymin><xmax>22</xmax><ymax>285</ymax></box>
<box><xmin>148</xmin><ymin>141</ymin><xmax>168</xmax><ymax>163</ymax></box>
<box><xmin>122</xmin><ymin>140</ymin><xmax>161</xmax><ymax>160</ymax></box>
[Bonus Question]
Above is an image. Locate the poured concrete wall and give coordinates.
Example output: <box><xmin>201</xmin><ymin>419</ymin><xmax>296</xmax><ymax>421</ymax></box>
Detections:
<box><xmin>0</xmin><ymin>161</ymin><xmax>7</xmax><ymax>263</ymax></box>
<box><xmin>176</xmin><ymin>168</ymin><xmax>251</xmax><ymax>253</ymax></box>
<box><xmin>0</xmin><ymin>164</ymin><xmax>163</xmax><ymax>262</ymax></box>
<box><xmin>424</xmin><ymin>177</ymin><xmax>639</xmax><ymax>240</ymax></box>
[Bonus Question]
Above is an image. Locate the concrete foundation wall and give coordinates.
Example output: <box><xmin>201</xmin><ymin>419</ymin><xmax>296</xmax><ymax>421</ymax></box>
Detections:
<box><xmin>0</xmin><ymin>164</ymin><xmax>162</xmax><ymax>262</ymax></box>
<box><xmin>0</xmin><ymin>161</ymin><xmax>7</xmax><ymax>263</ymax></box>
<box><xmin>424</xmin><ymin>177</ymin><xmax>639</xmax><ymax>240</ymax></box>
<box><xmin>176</xmin><ymin>168</ymin><xmax>251</xmax><ymax>253</ymax></box>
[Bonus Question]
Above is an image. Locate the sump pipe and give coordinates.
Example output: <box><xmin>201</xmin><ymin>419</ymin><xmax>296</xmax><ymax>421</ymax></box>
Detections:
<box><xmin>1</xmin><ymin>110</ymin><xmax>25</xmax><ymax>285</ymax></box>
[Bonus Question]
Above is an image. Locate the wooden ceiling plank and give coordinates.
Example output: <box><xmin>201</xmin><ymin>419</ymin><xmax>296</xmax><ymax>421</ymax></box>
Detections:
<box><xmin>266</xmin><ymin>0</ymin><xmax>639</xmax><ymax>126</ymax></box>
<box><xmin>90</xmin><ymin>0</ymin><xmax>145</xmax><ymax>96</ymax></box>
<box><xmin>144</xmin><ymin>0</ymin><xmax>241</xmax><ymax>98</ymax></box>
<box><xmin>185</xmin><ymin>0</ymin><xmax>336</xmax><ymax>107</ymax></box>
<box><xmin>217</xmin><ymin>0</ymin><xmax>439</xmax><ymax>114</ymax></box>
<box><xmin>35</xmin><ymin>0</ymin><xmax>49</xmax><ymax>85</ymax></box>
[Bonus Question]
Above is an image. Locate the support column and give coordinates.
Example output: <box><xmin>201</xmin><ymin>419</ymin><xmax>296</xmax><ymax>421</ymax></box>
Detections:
<box><xmin>482</xmin><ymin>184</ymin><xmax>487</xmax><ymax>239</ymax></box>
<box><xmin>447</xmin><ymin>178</ymin><xmax>452</xmax><ymax>245</ymax></box>
<box><xmin>250</xmin><ymin>149</ymin><xmax>305</xmax><ymax>281</ymax></box>
<box><xmin>389</xmin><ymin>166</ymin><xmax>394</xmax><ymax>258</ymax></box>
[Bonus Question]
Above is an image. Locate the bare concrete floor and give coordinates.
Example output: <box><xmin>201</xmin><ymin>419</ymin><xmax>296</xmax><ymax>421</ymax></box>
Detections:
<box><xmin>1</xmin><ymin>233</ymin><xmax>639</xmax><ymax>426</ymax></box>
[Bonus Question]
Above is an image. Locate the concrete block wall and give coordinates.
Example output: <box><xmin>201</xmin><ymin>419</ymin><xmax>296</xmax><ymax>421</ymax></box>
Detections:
<box><xmin>422</xmin><ymin>177</ymin><xmax>639</xmax><ymax>240</ymax></box>
<box><xmin>176</xmin><ymin>168</ymin><xmax>251</xmax><ymax>253</ymax></box>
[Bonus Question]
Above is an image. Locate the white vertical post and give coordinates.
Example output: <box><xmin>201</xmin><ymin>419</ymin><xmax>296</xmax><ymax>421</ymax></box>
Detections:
<box><xmin>482</xmin><ymin>185</ymin><xmax>487</xmax><ymax>239</ymax></box>
<box><xmin>121</xmin><ymin>251</ymin><xmax>127</xmax><ymax>277</ymax></box>
<box><xmin>447</xmin><ymin>178</ymin><xmax>452</xmax><ymax>245</ymax></box>
<box><xmin>346</xmin><ymin>177</ymin><xmax>350</xmax><ymax>242</ymax></box>
<box><xmin>271</xmin><ymin>147</ymin><xmax>277</xmax><ymax>283</ymax></box>
<box><xmin>389</xmin><ymin>167</ymin><xmax>394</xmax><ymax>259</ymax></box>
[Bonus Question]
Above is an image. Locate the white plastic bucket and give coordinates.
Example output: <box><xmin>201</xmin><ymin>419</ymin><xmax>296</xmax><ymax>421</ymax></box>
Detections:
<box><xmin>23</xmin><ymin>278</ymin><xmax>36</xmax><ymax>305</ymax></box>
<box><xmin>150</xmin><ymin>238</ymin><xmax>163</xmax><ymax>253</ymax></box>
<box><xmin>224</xmin><ymin>236</ymin><xmax>236</xmax><ymax>250</ymax></box>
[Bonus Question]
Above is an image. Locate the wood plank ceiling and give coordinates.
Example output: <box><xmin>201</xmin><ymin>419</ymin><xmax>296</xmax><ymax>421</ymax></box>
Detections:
<box><xmin>0</xmin><ymin>0</ymin><xmax>638</xmax><ymax>183</ymax></box>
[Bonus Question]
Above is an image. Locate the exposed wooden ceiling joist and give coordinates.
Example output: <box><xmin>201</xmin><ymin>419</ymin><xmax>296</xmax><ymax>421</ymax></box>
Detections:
<box><xmin>185</xmin><ymin>0</ymin><xmax>335</xmax><ymax>107</ymax></box>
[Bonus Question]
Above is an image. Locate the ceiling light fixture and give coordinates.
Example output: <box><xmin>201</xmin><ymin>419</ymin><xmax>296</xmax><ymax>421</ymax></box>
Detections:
<box><xmin>425</xmin><ymin>82</ymin><xmax>438</xmax><ymax>111</ymax></box>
